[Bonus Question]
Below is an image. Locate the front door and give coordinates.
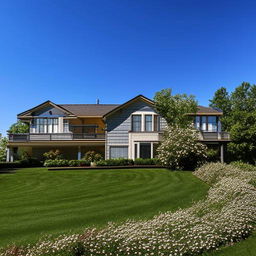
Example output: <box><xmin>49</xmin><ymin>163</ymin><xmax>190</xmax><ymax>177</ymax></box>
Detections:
<box><xmin>140</xmin><ymin>143</ymin><xmax>151</xmax><ymax>159</ymax></box>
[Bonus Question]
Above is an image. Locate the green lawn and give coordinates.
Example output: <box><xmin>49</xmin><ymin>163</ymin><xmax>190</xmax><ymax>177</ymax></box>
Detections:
<box><xmin>0</xmin><ymin>168</ymin><xmax>208</xmax><ymax>248</ymax></box>
<box><xmin>202</xmin><ymin>233</ymin><xmax>256</xmax><ymax>256</ymax></box>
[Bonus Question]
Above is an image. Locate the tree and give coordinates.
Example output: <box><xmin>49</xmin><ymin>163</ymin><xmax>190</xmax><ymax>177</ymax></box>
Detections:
<box><xmin>228</xmin><ymin>112</ymin><xmax>256</xmax><ymax>163</ymax></box>
<box><xmin>209</xmin><ymin>87</ymin><xmax>232</xmax><ymax>131</ymax></box>
<box><xmin>0</xmin><ymin>137</ymin><xmax>8</xmax><ymax>162</ymax></box>
<box><xmin>8</xmin><ymin>120</ymin><xmax>29</xmax><ymax>134</ymax></box>
<box><xmin>210</xmin><ymin>82</ymin><xmax>256</xmax><ymax>163</ymax></box>
<box><xmin>154</xmin><ymin>88</ymin><xmax>198</xmax><ymax>128</ymax></box>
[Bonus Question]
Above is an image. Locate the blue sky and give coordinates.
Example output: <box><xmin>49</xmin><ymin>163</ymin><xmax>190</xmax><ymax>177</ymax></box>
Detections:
<box><xmin>0</xmin><ymin>0</ymin><xmax>256</xmax><ymax>136</ymax></box>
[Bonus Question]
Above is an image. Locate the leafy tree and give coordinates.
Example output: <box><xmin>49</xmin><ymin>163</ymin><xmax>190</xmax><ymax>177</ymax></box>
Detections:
<box><xmin>8</xmin><ymin>120</ymin><xmax>29</xmax><ymax>134</ymax></box>
<box><xmin>0</xmin><ymin>137</ymin><xmax>8</xmax><ymax>162</ymax></box>
<box><xmin>228</xmin><ymin>112</ymin><xmax>256</xmax><ymax>163</ymax></box>
<box><xmin>154</xmin><ymin>89</ymin><xmax>197</xmax><ymax>127</ymax></box>
<box><xmin>210</xmin><ymin>82</ymin><xmax>256</xmax><ymax>163</ymax></box>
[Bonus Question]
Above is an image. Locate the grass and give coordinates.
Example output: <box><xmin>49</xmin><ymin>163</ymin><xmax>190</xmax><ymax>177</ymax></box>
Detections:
<box><xmin>0</xmin><ymin>167</ymin><xmax>209</xmax><ymax>248</ymax></box>
<box><xmin>202</xmin><ymin>233</ymin><xmax>256</xmax><ymax>256</ymax></box>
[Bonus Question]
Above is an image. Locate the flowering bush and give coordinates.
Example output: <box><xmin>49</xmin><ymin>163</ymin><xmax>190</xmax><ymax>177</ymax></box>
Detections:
<box><xmin>83</xmin><ymin>151</ymin><xmax>102</xmax><ymax>163</ymax></box>
<box><xmin>157</xmin><ymin>125</ymin><xmax>207</xmax><ymax>170</ymax></box>
<box><xmin>43</xmin><ymin>150</ymin><xmax>63</xmax><ymax>160</ymax></box>
<box><xmin>1</xmin><ymin>163</ymin><xmax>256</xmax><ymax>256</ymax></box>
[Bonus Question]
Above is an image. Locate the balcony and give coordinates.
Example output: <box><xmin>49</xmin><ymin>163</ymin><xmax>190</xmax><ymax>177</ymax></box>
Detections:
<box><xmin>198</xmin><ymin>131</ymin><xmax>230</xmax><ymax>141</ymax></box>
<box><xmin>8</xmin><ymin>133</ymin><xmax>105</xmax><ymax>142</ymax></box>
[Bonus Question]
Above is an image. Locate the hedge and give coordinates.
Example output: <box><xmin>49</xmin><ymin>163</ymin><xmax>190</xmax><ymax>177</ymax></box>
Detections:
<box><xmin>44</xmin><ymin>159</ymin><xmax>90</xmax><ymax>167</ymax></box>
<box><xmin>96</xmin><ymin>158</ymin><xmax>134</xmax><ymax>166</ymax></box>
<box><xmin>134</xmin><ymin>158</ymin><xmax>160</xmax><ymax>165</ymax></box>
<box><xmin>0</xmin><ymin>159</ymin><xmax>42</xmax><ymax>169</ymax></box>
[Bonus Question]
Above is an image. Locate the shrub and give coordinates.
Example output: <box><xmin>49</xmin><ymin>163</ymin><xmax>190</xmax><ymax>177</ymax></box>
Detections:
<box><xmin>44</xmin><ymin>159</ymin><xmax>90</xmax><ymax>168</ymax></box>
<box><xmin>84</xmin><ymin>151</ymin><xmax>103</xmax><ymax>162</ymax></box>
<box><xmin>157</xmin><ymin>125</ymin><xmax>207</xmax><ymax>170</ymax></box>
<box><xmin>134</xmin><ymin>158</ymin><xmax>160</xmax><ymax>165</ymax></box>
<box><xmin>0</xmin><ymin>162</ymin><xmax>22</xmax><ymax>169</ymax></box>
<box><xmin>96</xmin><ymin>158</ymin><xmax>134</xmax><ymax>166</ymax></box>
<box><xmin>205</xmin><ymin>148</ymin><xmax>219</xmax><ymax>162</ymax></box>
<box><xmin>230</xmin><ymin>161</ymin><xmax>256</xmax><ymax>172</ymax></box>
<box><xmin>43</xmin><ymin>150</ymin><xmax>63</xmax><ymax>160</ymax></box>
<box><xmin>44</xmin><ymin>159</ymin><xmax>69</xmax><ymax>167</ymax></box>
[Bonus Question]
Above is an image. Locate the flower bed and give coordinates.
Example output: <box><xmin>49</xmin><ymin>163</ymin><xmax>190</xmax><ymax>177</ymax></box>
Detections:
<box><xmin>1</xmin><ymin>162</ymin><xmax>256</xmax><ymax>256</ymax></box>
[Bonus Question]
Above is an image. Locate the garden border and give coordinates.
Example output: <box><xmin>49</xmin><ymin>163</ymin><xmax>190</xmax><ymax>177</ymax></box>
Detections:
<box><xmin>48</xmin><ymin>165</ymin><xmax>164</xmax><ymax>170</ymax></box>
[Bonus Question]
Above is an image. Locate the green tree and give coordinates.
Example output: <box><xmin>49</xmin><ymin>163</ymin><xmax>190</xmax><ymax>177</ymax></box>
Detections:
<box><xmin>209</xmin><ymin>87</ymin><xmax>232</xmax><ymax>130</ymax></box>
<box><xmin>154</xmin><ymin>88</ymin><xmax>198</xmax><ymax>128</ymax></box>
<box><xmin>0</xmin><ymin>137</ymin><xmax>8</xmax><ymax>162</ymax></box>
<box><xmin>228</xmin><ymin>112</ymin><xmax>256</xmax><ymax>163</ymax></box>
<box><xmin>210</xmin><ymin>82</ymin><xmax>256</xmax><ymax>163</ymax></box>
<box><xmin>8</xmin><ymin>120</ymin><xmax>29</xmax><ymax>134</ymax></box>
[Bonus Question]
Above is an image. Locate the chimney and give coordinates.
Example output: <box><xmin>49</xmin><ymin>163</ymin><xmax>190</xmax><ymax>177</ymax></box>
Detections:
<box><xmin>96</xmin><ymin>99</ymin><xmax>100</xmax><ymax>104</ymax></box>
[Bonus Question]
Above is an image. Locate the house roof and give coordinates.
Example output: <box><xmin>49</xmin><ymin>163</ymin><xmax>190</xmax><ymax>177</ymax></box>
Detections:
<box><xmin>188</xmin><ymin>105</ymin><xmax>223</xmax><ymax>116</ymax></box>
<box><xmin>17</xmin><ymin>95</ymin><xmax>222</xmax><ymax>118</ymax></box>
<box><xmin>17</xmin><ymin>100</ymin><xmax>76</xmax><ymax>117</ymax></box>
<box><xmin>103</xmin><ymin>95</ymin><xmax>155</xmax><ymax>118</ymax></box>
<box><xmin>59</xmin><ymin>104</ymin><xmax>120</xmax><ymax>117</ymax></box>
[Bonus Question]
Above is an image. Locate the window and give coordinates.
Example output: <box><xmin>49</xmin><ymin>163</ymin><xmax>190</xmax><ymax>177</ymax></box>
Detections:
<box><xmin>208</xmin><ymin>116</ymin><xmax>217</xmax><ymax>132</ymax></box>
<box><xmin>110</xmin><ymin>146</ymin><xmax>128</xmax><ymax>159</ymax></box>
<box><xmin>34</xmin><ymin>118</ymin><xmax>58</xmax><ymax>133</ymax></box>
<box><xmin>201</xmin><ymin>116</ymin><xmax>207</xmax><ymax>131</ymax></box>
<box><xmin>145</xmin><ymin>115</ymin><xmax>152</xmax><ymax>131</ymax></box>
<box><xmin>154</xmin><ymin>115</ymin><xmax>159</xmax><ymax>131</ymax></box>
<box><xmin>132</xmin><ymin>115</ymin><xmax>141</xmax><ymax>132</ymax></box>
<box><xmin>194</xmin><ymin>116</ymin><xmax>200</xmax><ymax>129</ymax></box>
<box><xmin>194</xmin><ymin>116</ymin><xmax>218</xmax><ymax>132</ymax></box>
<box><xmin>63</xmin><ymin>120</ymin><xmax>69</xmax><ymax>133</ymax></box>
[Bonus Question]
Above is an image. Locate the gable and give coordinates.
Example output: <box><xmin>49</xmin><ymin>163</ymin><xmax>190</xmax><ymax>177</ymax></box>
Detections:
<box><xmin>33</xmin><ymin>106</ymin><xmax>68</xmax><ymax>117</ymax></box>
<box><xmin>17</xmin><ymin>101</ymin><xmax>75</xmax><ymax>118</ymax></box>
<box><xmin>106</xmin><ymin>99</ymin><xmax>157</xmax><ymax>131</ymax></box>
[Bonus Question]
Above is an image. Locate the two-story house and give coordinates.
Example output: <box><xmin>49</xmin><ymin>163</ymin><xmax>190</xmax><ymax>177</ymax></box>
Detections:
<box><xmin>7</xmin><ymin>95</ymin><xmax>230</xmax><ymax>163</ymax></box>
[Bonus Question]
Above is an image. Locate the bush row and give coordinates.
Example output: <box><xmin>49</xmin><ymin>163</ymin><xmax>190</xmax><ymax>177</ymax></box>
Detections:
<box><xmin>44</xmin><ymin>159</ymin><xmax>90</xmax><ymax>167</ymax></box>
<box><xmin>44</xmin><ymin>158</ymin><xmax>161</xmax><ymax>167</ymax></box>
<box><xmin>0</xmin><ymin>159</ymin><xmax>42</xmax><ymax>169</ymax></box>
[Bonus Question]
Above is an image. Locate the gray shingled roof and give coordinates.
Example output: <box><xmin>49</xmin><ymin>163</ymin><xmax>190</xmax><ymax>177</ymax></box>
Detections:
<box><xmin>59</xmin><ymin>104</ymin><xmax>120</xmax><ymax>116</ymax></box>
<box><xmin>197</xmin><ymin>105</ymin><xmax>222</xmax><ymax>114</ymax></box>
<box><xmin>59</xmin><ymin>104</ymin><xmax>221</xmax><ymax>116</ymax></box>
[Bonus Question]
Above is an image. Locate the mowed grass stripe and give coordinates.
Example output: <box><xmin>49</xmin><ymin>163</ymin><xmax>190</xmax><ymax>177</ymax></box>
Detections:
<box><xmin>0</xmin><ymin>168</ymin><xmax>208</xmax><ymax>247</ymax></box>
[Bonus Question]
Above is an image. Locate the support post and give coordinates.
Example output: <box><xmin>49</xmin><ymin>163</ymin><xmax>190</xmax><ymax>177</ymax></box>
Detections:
<box><xmin>220</xmin><ymin>143</ymin><xmax>224</xmax><ymax>163</ymax></box>
<box><xmin>77</xmin><ymin>146</ymin><xmax>81</xmax><ymax>160</ymax></box>
<box><xmin>6</xmin><ymin>147</ymin><xmax>10</xmax><ymax>162</ymax></box>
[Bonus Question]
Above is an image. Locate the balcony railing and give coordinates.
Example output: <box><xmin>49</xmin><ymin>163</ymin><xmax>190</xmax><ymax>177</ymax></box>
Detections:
<box><xmin>198</xmin><ymin>131</ymin><xmax>230</xmax><ymax>141</ymax></box>
<box><xmin>8</xmin><ymin>133</ymin><xmax>105</xmax><ymax>142</ymax></box>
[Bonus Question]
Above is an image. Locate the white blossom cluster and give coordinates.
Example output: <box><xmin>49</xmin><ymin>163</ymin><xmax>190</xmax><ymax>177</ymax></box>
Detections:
<box><xmin>1</xmin><ymin>163</ymin><xmax>255</xmax><ymax>256</ymax></box>
<box><xmin>156</xmin><ymin>125</ymin><xmax>207</xmax><ymax>170</ymax></box>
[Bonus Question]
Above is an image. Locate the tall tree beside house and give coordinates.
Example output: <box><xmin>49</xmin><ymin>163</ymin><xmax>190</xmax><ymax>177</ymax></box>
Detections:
<box><xmin>210</xmin><ymin>82</ymin><xmax>256</xmax><ymax>163</ymax></box>
<box><xmin>8</xmin><ymin>120</ymin><xmax>29</xmax><ymax>134</ymax></box>
<box><xmin>154</xmin><ymin>89</ymin><xmax>207</xmax><ymax>169</ymax></box>
<box><xmin>0</xmin><ymin>137</ymin><xmax>8</xmax><ymax>162</ymax></box>
<box><xmin>209</xmin><ymin>87</ymin><xmax>232</xmax><ymax>131</ymax></box>
<box><xmin>154</xmin><ymin>88</ymin><xmax>198</xmax><ymax>128</ymax></box>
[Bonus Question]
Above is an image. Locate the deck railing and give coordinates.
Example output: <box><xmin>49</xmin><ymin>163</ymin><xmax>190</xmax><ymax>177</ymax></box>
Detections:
<box><xmin>8</xmin><ymin>133</ymin><xmax>105</xmax><ymax>142</ymax></box>
<box><xmin>198</xmin><ymin>131</ymin><xmax>230</xmax><ymax>141</ymax></box>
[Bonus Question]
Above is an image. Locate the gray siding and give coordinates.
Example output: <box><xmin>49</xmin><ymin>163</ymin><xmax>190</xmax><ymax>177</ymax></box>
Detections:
<box><xmin>33</xmin><ymin>106</ymin><xmax>66</xmax><ymax>117</ymax></box>
<box><xmin>105</xmin><ymin>100</ymin><xmax>157</xmax><ymax>159</ymax></box>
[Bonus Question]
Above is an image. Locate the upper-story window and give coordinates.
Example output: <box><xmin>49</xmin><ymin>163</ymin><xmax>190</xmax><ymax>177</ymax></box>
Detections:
<box><xmin>132</xmin><ymin>115</ymin><xmax>142</xmax><ymax>132</ymax></box>
<box><xmin>194</xmin><ymin>116</ymin><xmax>218</xmax><ymax>132</ymax></box>
<box><xmin>34</xmin><ymin>118</ymin><xmax>58</xmax><ymax>133</ymax></box>
<box><xmin>145</xmin><ymin>115</ymin><xmax>153</xmax><ymax>131</ymax></box>
<box><xmin>131</xmin><ymin>114</ymin><xmax>163</xmax><ymax>132</ymax></box>
<box><xmin>63</xmin><ymin>119</ymin><xmax>69</xmax><ymax>133</ymax></box>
